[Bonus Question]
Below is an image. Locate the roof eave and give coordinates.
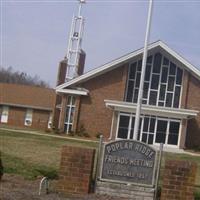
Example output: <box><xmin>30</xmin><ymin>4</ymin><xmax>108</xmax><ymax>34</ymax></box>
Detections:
<box><xmin>56</xmin><ymin>40</ymin><xmax>200</xmax><ymax>90</ymax></box>
<box><xmin>104</xmin><ymin>99</ymin><xmax>199</xmax><ymax>119</ymax></box>
<box><xmin>0</xmin><ymin>103</ymin><xmax>53</xmax><ymax>111</ymax></box>
<box><xmin>56</xmin><ymin>41</ymin><xmax>161</xmax><ymax>90</ymax></box>
<box><xmin>56</xmin><ymin>88</ymin><xmax>88</xmax><ymax>96</ymax></box>
<box><xmin>159</xmin><ymin>41</ymin><xmax>200</xmax><ymax>80</ymax></box>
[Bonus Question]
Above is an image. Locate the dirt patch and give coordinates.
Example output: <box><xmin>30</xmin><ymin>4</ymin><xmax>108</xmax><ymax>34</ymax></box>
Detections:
<box><xmin>0</xmin><ymin>174</ymin><xmax>66</xmax><ymax>200</ymax></box>
<box><xmin>0</xmin><ymin>174</ymin><xmax>128</xmax><ymax>200</ymax></box>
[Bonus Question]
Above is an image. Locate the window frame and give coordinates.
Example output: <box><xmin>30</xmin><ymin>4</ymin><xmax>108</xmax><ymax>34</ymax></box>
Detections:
<box><xmin>48</xmin><ymin>112</ymin><xmax>52</xmax><ymax>129</ymax></box>
<box><xmin>24</xmin><ymin>108</ymin><xmax>33</xmax><ymax>126</ymax></box>
<box><xmin>1</xmin><ymin>106</ymin><xmax>9</xmax><ymax>123</ymax></box>
<box><xmin>125</xmin><ymin>53</ymin><xmax>184</xmax><ymax>109</ymax></box>
<box><xmin>64</xmin><ymin>95</ymin><xmax>76</xmax><ymax>134</ymax></box>
<box><xmin>116</xmin><ymin>112</ymin><xmax>181</xmax><ymax>147</ymax></box>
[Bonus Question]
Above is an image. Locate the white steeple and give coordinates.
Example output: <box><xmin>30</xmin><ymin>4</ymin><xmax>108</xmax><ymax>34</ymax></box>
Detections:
<box><xmin>65</xmin><ymin>0</ymin><xmax>86</xmax><ymax>81</ymax></box>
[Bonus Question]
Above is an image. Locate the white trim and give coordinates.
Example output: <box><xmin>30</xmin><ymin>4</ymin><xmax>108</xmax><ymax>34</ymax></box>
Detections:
<box><xmin>108</xmin><ymin>112</ymin><xmax>119</xmax><ymax>140</ymax></box>
<box><xmin>109</xmin><ymin>111</ymin><xmax>115</xmax><ymax>140</ymax></box>
<box><xmin>159</xmin><ymin>42</ymin><xmax>200</xmax><ymax>80</ymax></box>
<box><xmin>139</xmin><ymin>116</ymin><xmax>144</xmax><ymax>141</ymax></box>
<box><xmin>56</xmin><ymin>88</ymin><xmax>88</xmax><ymax>96</ymax></box>
<box><xmin>153</xmin><ymin>118</ymin><xmax>158</xmax><ymax>145</ymax></box>
<box><xmin>116</xmin><ymin>113</ymin><xmax>181</xmax><ymax>148</ymax></box>
<box><xmin>56</xmin><ymin>40</ymin><xmax>200</xmax><ymax>90</ymax></box>
<box><xmin>156</xmin><ymin>55</ymin><xmax>164</xmax><ymax>106</ymax></box>
<box><xmin>64</xmin><ymin>95</ymin><xmax>76</xmax><ymax>134</ymax></box>
<box><xmin>147</xmin><ymin>56</ymin><xmax>154</xmax><ymax>104</ymax></box>
<box><xmin>56</xmin><ymin>41</ymin><xmax>161</xmax><ymax>90</ymax></box>
<box><xmin>24</xmin><ymin>109</ymin><xmax>33</xmax><ymax>126</ymax></box>
<box><xmin>179</xmin><ymin>69</ymin><xmax>184</xmax><ymax>109</ymax></box>
<box><xmin>1</xmin><ymin>106</ymin><xmax>9</xmax><ymax>123</ymax></box>
<box><xmin>48</xmin><ymin>112</ymin><xmax>53</xmax><ymax>129</ymax></box>
<box><xmin>115</xmin><ymin>112</ymin><xmax>121</xmax><ymax>140</ymax></box>
<box><xmin>165</xmin><ymin>119</ymin><xmax>170</xmax><ymax>146</ymax></box>
<box><xmin>127</xmin><ymin>52</ymin><xmax>184</xmax><ymax>108</ymax></box>
<box><xmin>105</xmin><ymin>99</ymin><xmax>199</xmax><ymax>119</ymax></box>
<box><xmin>125</xmin><ymin>61</ymin><xmax>131</xmax><ymax>101</ymax></box>
<box><xmin>177</xmin><ymin>119</ymin><xmax>183</xmax><ymax>148</ymax></box>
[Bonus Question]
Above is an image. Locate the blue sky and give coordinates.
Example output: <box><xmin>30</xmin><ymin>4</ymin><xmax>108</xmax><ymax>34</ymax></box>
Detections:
<box><xmin>1</xmin><ymin>0</ymin><xmax>200</xmax><ymax>87</ymax></box>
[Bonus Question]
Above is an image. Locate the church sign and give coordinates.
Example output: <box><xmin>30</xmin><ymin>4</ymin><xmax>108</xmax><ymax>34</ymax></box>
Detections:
<box><xmin>100</xmin><ymin>140</ymin><xmax>157</xmax><ymax>186</ymax></box>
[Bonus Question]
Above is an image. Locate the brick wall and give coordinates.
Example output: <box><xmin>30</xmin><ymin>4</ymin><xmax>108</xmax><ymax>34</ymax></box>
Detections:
<box><xmin>32</xmin><ymin>109</ymin><xmax>50</xmax><ymax>130</ymax></box>
<box><xmin>57</xmin><ymin>145</ymin><xmax>95</xmax><ymax>195</ymax></box>
<box><xmin>77</xmin><ymin>50</ymin><xmax>86</xmax><ymax>76</ymax></box>
<box><xmin>52</xmin><ymin>60</ymin><xmax>67</xmax><ymax>130</ymax></box>
<box><xmin>161</xmin><ymin>160</ymin><xmax>197</xmax><ymax>200</ymax></box>
<box><xmin>185</xmin><ymin>74</ymin><xmax>200</xmax><ymax>148</ymax></box>
<box><xmin>181</xmin><ymin>70</ymin><xmax>189</xmax><ymax>109</ymax></box>
<box><xmin>76</xmin><ymin>64</ymin><xmax>128</xmax><ymax>138</ymax></box>
<box><xmin>7</xmin><ymin>107</ymin><xmax>26</xmax><ymax>127</ymax></box>
<box><xmin>0</xmin><ymin>106</ymin><xmax>51</xmax><ymax>131</ymax></box>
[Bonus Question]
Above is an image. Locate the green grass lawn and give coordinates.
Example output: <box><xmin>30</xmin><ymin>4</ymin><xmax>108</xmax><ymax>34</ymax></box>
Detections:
<box><xmin>0</xmin><ymin>129</ymin><xmax>97</xmax><ymax>179</ymax></box>
<box><xmin>0</xmin><ymin>128</ymin><xmax>200</xmax><ymax>193</ymax></box>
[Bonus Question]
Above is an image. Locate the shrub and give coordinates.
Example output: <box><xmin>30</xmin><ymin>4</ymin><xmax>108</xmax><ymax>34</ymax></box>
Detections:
<box><xmin>156</xmin><ymin>186</ymin><xmax>162</xmax><ymax>199</ymax></box>
<box><xmin>82</xmin><ymin>132</ymin><xmax>90</xmax><ymax>138</ymax></box>
<box><xmin>96</xmin><ymin>132</ymin><xmax>103</xmax><ymax>138</ymax></box>
<box><xmin>53</xmin><ymin>129</ymin><xmax>60</xmax><ymax>134</ymax></box>
<box><xmin>68</xmin><ymin>131</ymin><xmax>75</xmax><ymax>137</ymax></box>
<box><xmin>77</xmin><ymin>124</ymin><xmax>90</xmax><ymax>138</ymax></box>
<box><xmin>45</xmin><ymin>129</ymin><xmax>51</xmax><ymax>133</ymax></box>
<box><xmin>195</xmin><ymin>190</ymin><xmax>200</xmax><ymax>200</ymax></box>
<box><xmin>193</xmin><ymin>145</ymin><xmax>200</xmax><ymax>152</ymax></box>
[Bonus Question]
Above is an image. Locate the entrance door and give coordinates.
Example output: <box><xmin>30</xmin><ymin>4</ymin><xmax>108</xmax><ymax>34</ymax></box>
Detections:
<box><xmin>140</xmin><ymin>116</ymin><xmax>156</xmax><ymax>145</ymax></box>
<box><xmin>117</xmin><ymin>115</ymin><xmax>130</xmax><ymax>139</ymax></box>
<box><xmin>167</xmin><ymin>121</ymin><xmax>180</xmax><ymax>145</ymax></box>
<box><xmin>155</xmin><ymin>119</ymin><xmax>168</xmax><ymax>144</ymax></box>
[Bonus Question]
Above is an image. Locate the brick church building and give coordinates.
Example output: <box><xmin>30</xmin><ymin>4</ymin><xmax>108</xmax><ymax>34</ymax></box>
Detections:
<box><xmin>53</xmin><ymin>41</ymin><xmax>200</xmax><ymax>150</ymax></box>
<box><xmin>0</xmin><ymin>83</ymin><xmax>55</xmax><ymax>130</ymax></box>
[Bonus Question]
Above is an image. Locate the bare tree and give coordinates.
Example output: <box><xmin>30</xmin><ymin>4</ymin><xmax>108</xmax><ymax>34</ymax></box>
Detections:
<box><xmin>0</xmin><ymin>66</ymin><xmax>49</xmax><ymax>88</ymax></box>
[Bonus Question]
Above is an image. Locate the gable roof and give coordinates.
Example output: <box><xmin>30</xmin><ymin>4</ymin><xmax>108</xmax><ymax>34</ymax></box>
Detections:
<box><xmin>0</xmin><ymin>83</ymin><xmax>56</xmax><ymax>110</ymax></box>
<box><xmin>56</xmin><ymin>40</ymin><xmax>200</xmax><ymax>90</ymax></box>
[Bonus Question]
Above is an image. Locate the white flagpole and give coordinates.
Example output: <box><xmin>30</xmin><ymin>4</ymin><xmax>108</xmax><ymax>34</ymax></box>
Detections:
<box><xmin>133</xmin><ymin>0</ymin><xmax>153</xmax><ymax>140</ymax></box>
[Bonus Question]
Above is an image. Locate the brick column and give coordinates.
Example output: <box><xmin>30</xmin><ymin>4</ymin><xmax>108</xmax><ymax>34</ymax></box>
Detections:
<box><xmin>52</xmin><ymin>59</ymin><xmax>67</xmax><ymax>130</ymax></box>
<box><xmin>57</xmin><ymin>146</ymin><xmax>95</xmax><ymax>195</ymax></box>
<box><xmin>179</xmin><ymin>119</ymin><xmax>187</xmax><ymax>149</ymax></box>
<box><xmin>161</xmin><ymin>160</ymin><xmax>197</xmax><ymax>200</ymax></box>
<box><xmin>72</xmin><ymin>96</ymin><xmax>81</xmax><ymax>133</ymax></box>
<box><xmin>58</xmin><ymin>95</ymin><xmax>68</xmax><ymax>132</ymax></box>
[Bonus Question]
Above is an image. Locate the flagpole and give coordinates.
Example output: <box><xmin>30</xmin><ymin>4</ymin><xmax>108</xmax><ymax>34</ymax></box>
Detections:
<box><xmin>133</xmin><ymin>0</ymin><xmax>153</xmax><ymax>140</ymax></box>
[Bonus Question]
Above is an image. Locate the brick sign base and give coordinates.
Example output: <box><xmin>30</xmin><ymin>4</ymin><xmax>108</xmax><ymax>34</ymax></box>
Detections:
<box><xmin>57</xmin><ymin>145</ymin><xmax>95</xmax><ymax>195</ymax></box>
<box><xmin>161</xmin><ymin>160</ymin><xmax>197</xmax><ymax>200</ymax></box>
<box><xmin>96</xmin><ymin>181</ymin><xmax>154</xmax><ymax>200</ymax></box>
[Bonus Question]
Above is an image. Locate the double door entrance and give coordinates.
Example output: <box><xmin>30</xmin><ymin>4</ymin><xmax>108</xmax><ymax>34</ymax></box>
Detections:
<box><xmin>117</xmin><ymin>113</ymin><xmax>180</xmax><ymax>147</ymax></box>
